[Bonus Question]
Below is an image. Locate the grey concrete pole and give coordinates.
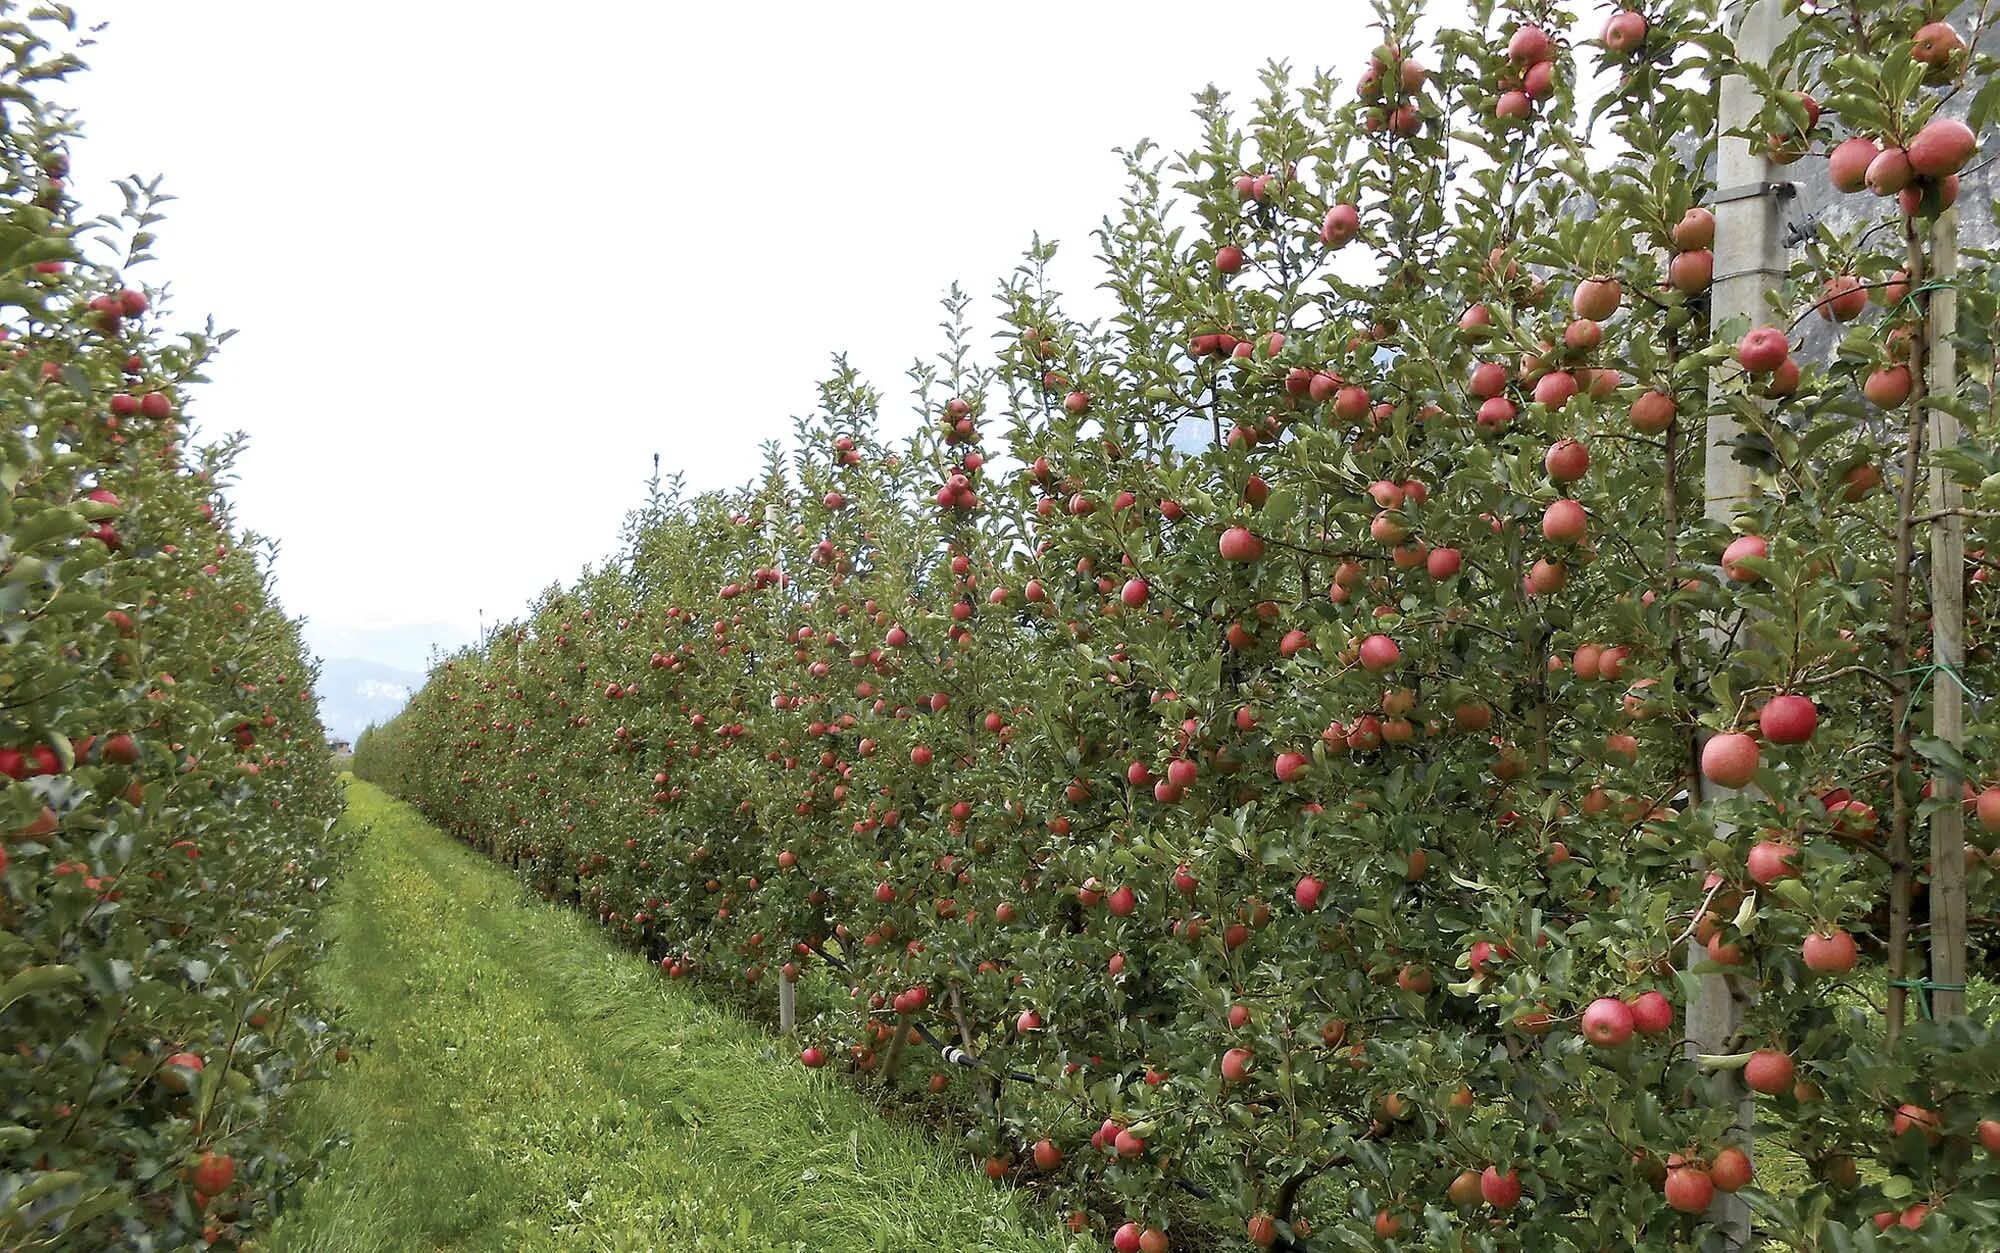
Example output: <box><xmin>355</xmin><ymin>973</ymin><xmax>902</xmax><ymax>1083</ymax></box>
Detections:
<box><xmin>1694</xmin><ymin>0</ymin><xmax>1793</xmax><ymax>1244</ymax></box>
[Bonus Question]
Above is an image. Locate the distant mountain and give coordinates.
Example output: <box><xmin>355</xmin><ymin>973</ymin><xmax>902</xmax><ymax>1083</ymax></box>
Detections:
<box><xmin>303</xmin><ymin>621</ymin><xmax>474</xmax><ymax>676</ymax></box>
<box><xmin>316</xmin><ymin>657</ymin><xmax>426</xmax><ymax>742</ymax></box>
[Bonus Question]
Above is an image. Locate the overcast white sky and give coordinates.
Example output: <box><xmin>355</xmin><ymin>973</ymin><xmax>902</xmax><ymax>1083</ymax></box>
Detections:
<box><xmin>58</xmin><ymin>3</ymin><xmax>1395</xmax><ymax>671</ymax></box>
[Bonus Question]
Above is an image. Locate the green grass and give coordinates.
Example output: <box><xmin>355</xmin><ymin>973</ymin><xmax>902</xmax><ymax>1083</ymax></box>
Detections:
<box><xmin>270</xmin><ymin>779</ymin><xmax>1087</xmax><ymax>1253</ymax></box>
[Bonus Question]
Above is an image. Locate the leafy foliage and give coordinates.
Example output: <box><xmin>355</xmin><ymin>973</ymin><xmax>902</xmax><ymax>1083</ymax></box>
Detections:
<box><xmin>362</xmin><ymin>0</ymin><xmax>2000</xmax><ymax>1249</ymax></box>
<box><xmin>0</xmin><ymin>6</ymin><xmax>348</xmax><ymax>1247</ymax></box>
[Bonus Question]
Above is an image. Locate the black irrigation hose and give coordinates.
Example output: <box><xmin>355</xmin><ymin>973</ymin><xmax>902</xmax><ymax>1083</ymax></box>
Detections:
<box><xmin>910</xmin><ymin>1020</ymin><xmax>1039</xmax><ymax>1083</ymax></box>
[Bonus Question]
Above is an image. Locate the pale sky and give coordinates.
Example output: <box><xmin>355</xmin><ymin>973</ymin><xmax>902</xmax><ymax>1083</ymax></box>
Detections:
<box><xmin>58</xmin><ymin>3</ymin><xmax>1395</xmax><ymax>670</ymax></box>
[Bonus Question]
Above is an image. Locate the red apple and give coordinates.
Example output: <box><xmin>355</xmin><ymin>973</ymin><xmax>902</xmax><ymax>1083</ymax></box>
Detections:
<box><xmin>1545</xmin><ymin>438</ymin><xmax>1590</xmax><ymax>482</ymax></box>
<box><xmin>1219</xmin><ymin>527</ymin><xmax>1265</xmax><ymax>562</ymax></box>
<box><xmin>1757</xmin><ymin>694</ymin><xmax>1817</xmax><ymax>744</ymax></box>
<box><xmin>1701</xmin><ymin>733</ymin><xmax>1760</xmax><ymax>788</ymax></box>
<box><xmin>1735</xmin><ymin>326</ymin><xmax>1790</xmax><ymax>373</ymax></box>
<box><xmin>1802</xmin><ymin>928</ymin><xmax>1857</xmax><ymax>973</ymax></box>
<box><xmin>1481</xmin><ymin>1166</ymin><xmax>1522</xmax><ymax>1208</ymax></box>
<box><xmin>1581</xmin><ymin>996</ymin><xmax>1635</xmax><ymax>1047</ymax></box>
<box><xmin>1744</xmin><ymin>1049</ymin><xmax>1794</xmax><ymax>1094</ymax></box>
<box><xmin>1629</xmin><ymin>990</ymin><xmax>1674</xmax><ymax>1035</ymax></box>
<box><xmin>1721</xmin><ymin>534</ymin><xmax>1768</xmax><ymax>581</ymax></box>
<box><xmin>1709</xmin><ymin>1147</ymin><xmax>1753</xmax><ymax>1193</ymax></box>
<box><xmin>1664</xmin><ymin>1164</ymin><xmax>1715</xmax><ymax>1214</ymax></box>
<box><xmin>1909</xmin><ymin>117</ymin><xmax>1977</xmax><ymax>177</ymax></box>
<box><xmin>1671</xmin><ymin>207</ymin><xmax>1715</xmax><ymax>250</ymax></box>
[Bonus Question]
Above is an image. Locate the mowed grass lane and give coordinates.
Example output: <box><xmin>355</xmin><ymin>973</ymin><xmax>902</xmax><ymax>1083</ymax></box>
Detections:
<box><xmin>272</xmin><ymin>779</ymin><xmax>1085</xmax><ymax>1253</ymax></box>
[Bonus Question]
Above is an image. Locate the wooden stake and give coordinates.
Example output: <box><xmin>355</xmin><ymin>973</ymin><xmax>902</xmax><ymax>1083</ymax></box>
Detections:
<box><xmin>1927</xmin><ymin>206</ymin><xmax>1967</xmax><ymax>1022</ymax></box>
<box><xmin>779</xmin><ymin>969</ymin><xmax>798</xmax><ymax>1035</ymax></box>
<box><xmin>879</xmin><ymin>1011</ymin><xmax>912</xmax><ymax>1085</ymax></box>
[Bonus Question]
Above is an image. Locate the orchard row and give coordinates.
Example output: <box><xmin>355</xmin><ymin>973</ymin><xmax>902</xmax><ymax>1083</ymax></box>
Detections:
<box><xmin>0</xmin><ymin>7</ymin><xmax>347</xmax><ymax>1250</ymax></box>
<box><xmin>361</xmin><ymin>2</ymin><xmax>2000</xmax><ymax>1250</ymax></box>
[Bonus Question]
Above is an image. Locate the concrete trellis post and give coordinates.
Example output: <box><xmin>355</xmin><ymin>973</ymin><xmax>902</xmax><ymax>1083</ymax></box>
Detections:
<box><xmin>1695</xmin><ymin>0</ymin><xmax>1793</xmax><ymax>1244</ymax></box>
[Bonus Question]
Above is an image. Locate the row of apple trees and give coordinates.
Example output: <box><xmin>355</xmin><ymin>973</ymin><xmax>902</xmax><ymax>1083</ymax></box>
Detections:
<box><xmin>0</xmin><ymin>5</ymin><xmax>349</xmax><ymax>1249</ymax></box>
<box><xmin>358</xmin><ymin>0</ymin><xmax>2000</xmax><ymax>1247</ymax></box>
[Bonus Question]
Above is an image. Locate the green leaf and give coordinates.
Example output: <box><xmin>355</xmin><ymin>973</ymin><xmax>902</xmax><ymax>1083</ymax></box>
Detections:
<box><xmin>0</xmin><ymin>964</ymin><xmax>79</xmax><ymax>1014</ymax></box>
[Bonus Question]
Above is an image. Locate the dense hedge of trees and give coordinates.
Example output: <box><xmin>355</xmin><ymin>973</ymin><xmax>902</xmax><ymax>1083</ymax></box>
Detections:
<box><xmin>0</xmin><ymin>7</ymin><xmax>348</xmax><ymax>1248</ymax></box>
<box><xmin>362</xmin><ymin>0</ymin><xmax>2000</xmax><ymax>1247</ymax></box>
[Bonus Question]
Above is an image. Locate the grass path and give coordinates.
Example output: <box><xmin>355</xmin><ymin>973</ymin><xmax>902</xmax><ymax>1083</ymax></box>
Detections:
<box><xmin>270</xmin><ymin>779</ymin><xmax>1085</xmax><ymax>1253</ymax></box>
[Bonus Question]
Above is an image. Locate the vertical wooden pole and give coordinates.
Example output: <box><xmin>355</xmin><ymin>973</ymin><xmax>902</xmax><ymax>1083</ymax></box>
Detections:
<box><xmin>1927</xmin><ymin>206</ymin><xmax>1967</xmax><ymax>1022</ymax></box>
<box><xmin>1694</xmin><ymin>2</ymin><xmax>1790</xmax><ymax>1244</ymax></box>
<box><xmin>880</xmin><ymin>1011</ymin><xmax>912</xmax><ymax>1084</ymax></box>
<box><xmin>779</xmin><ymin>969</ymin><xmax>798</xmax><ymax>1034</ymax></box>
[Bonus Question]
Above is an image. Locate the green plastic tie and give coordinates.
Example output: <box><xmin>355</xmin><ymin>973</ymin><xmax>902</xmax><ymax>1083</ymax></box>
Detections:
<box><xmin>1894</xmin><ymin>660</ymin><xmax>1977</xmax><ymax>739</ymax></box>
<box><xmin>1893</xmin><ymin>278</ymin><xmax>1958</xmax><ymax>317</ymax></box>
<box><xmin>1888</xmin><ymin>976</ymin><xmax>1968</xmax><ymax>1020</ymax></box>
